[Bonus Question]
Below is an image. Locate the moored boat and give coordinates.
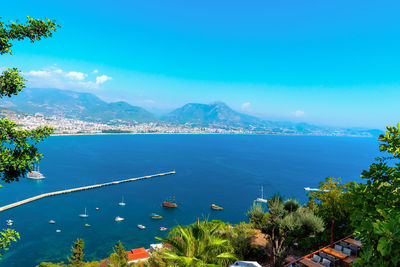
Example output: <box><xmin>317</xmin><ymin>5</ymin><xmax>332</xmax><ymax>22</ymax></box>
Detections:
<box><xmin>85</xmin><ymin>223</ymin><xmax>90</xmax><ymax>227</ymax></box>
<box><xmin>162</xmin><ymin>196</ymin><xmax>178</xmax><ymax>208</ymax></box>
<box><xmin>118</xmin><ymin>196</ymin><xmax>126</xmax><ymax>206</ymax></box>
<box><xmin>115</xmin><ymin>216</ymin><xmax>124</xmax><ymax>222</ymax></box>
<box><xmin>256</xmin><ymin>186</ymin><xmax>268</xmax><ymax>203</ymax></box>
<box><xmin>56</xmin><ymin>229</ymin><xmax>61</xmax><ymax>233</ymax></box>
<box><xmin>211</xmin><ymin>204</ymin><xmax>223</xmax><ymax>210</ymax></box>
<box><xmin>49</xmin><ymin>220</ymin><xmax>56</xmax><ymax>224</ymax></box>
<box><xmin>151</xmin><ymin>213</ymin><xmax>163</xmax><ymax>219</ymax></box>
<box><xmin>137</xmin><ymin>224</ymin><xmax>146</xmax><ymax>229</ymax></box>
<box><xmin>160</xmin><ymin>227</ymin><xmax>168</xmax><ymax>231</ymax></box>
<box><xmin>79</xmin><ymin>208</ymin><xmax>89</xmax><ymax>218</ymax></box>
<box><xmin>6</xmin><ymin>219</ymin><xmax>13</xmax><ymax>226</ymax></box>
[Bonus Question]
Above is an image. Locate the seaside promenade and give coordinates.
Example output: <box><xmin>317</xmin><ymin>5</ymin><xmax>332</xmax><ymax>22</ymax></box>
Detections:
<box><xmin>0</xmin><ymin>171</ymin><xmax>176</xmax><ymax>213</ymax></box>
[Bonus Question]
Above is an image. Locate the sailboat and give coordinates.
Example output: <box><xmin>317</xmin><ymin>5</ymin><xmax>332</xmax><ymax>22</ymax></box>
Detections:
<box><xmin>27</xmin><ymin>165</ymin><xmax>45</xmax><ymax>179</ymax></box>
<box><xmin>162</xmin><ymin>196</ymin><xmax>178</xmax><ymax>208</ymax></box>
<box><xmin>79</xmin><ymin>208</ymin><xmax>89</xmax><ymax>218</ymax></box>
<box><xmin>256</xmin><ymin>186</ymin><xmax>268</xmax><ymax>203</ymax></box>
<box><xmin>118</xmin><ymin>196</ymin><xmax>126</xmax><ymax>206</ymax></box>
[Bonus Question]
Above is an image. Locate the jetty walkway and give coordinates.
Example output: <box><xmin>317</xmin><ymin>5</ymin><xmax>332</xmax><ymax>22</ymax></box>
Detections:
<box><xmin>0</xmin><ymin>170</ymin><xmax>176</xmax><ymax>213</ymax></box>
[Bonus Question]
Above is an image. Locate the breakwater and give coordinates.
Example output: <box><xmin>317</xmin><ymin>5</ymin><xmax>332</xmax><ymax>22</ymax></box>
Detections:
<box><xmin>0</xmin><ymin>170</ymin><xmax>176</xmax><ymax>212</ymax></box>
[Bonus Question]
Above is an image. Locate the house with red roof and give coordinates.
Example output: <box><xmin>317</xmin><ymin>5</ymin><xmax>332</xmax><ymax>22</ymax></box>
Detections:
<box><xmin>127</xmin><ymin>247</ymin><xmax>149</xmax><ymax>263</ymax></box>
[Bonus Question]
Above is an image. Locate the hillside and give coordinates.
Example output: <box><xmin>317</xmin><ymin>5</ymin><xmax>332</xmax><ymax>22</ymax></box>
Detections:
<box><xmin>162</xmin><ymin>102</ymin><xmax>269</xmax><ymax>129</ymax></box>
<box><xmin>0</xmin><ymin>88</ymin><xmax>157</xmax><ymax>123</ymax></box>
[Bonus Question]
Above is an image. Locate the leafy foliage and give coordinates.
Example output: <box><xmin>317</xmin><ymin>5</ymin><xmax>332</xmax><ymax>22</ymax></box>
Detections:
<box><xmin>0</xmin><ymin>16</ymin><xmax>60</xmax><ymax>55</ymax></box>
<box><xmin>111</xmin><ymin>241</ymin><xmax>128</xmax><ymax>266</ymax></box>
<box><xmin>68</xmin><ymin>238</ymin><xmax>85</xmax><ymax>267</ymax></box>
<box><xmin>0</xmin><ymin>118</ymin><xmax>53</xmax><ymax>183</ymax></box>
<box><xmin>350</xmin><ymin>123</ymin><xmax>400</xmax><ymax>266</ymax></box>
<box><xmin>262</xmin><ymin>197</ymin><xmax>324</xmax><ymax>266</ymax></box>
<box><xmin>246</xmin><ymin>202</ymin><xmax>266</xmax><ymax>228</ymax></box>
<box><xmin>0</xmin><ymin>68</ymin><xmax>25</xmax><ymax>98</ymax></box>
<box><xmin>302</xmin><ymin>177</ymin><xmax>355</xmax><ymax>251</ymax></box>
<box><xmin>0</xmin><ymin>228</ymin><xmax>19</xmax><ymax>259</ymax></box>
<box><xmin>0</xmin><ymin>15</ymin><xmax>58</xmax><ymax>261</ymax></box>
<box><xmin>156</xmin><ymin>219</ymin><xmax>237</xmax><ymax>266</ymax></box>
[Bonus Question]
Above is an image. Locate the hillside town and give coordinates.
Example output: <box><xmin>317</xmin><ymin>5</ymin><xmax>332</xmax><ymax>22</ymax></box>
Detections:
<box><xmin>0</xmin><ymin>108</ymin><xmax>374</xmax><ymax>136</ymax></box>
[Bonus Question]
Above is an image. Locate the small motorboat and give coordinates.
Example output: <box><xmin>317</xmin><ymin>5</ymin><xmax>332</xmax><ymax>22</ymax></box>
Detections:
<box><xmin>115</xmin><ymin>216</ymin><xmax>125</xmax><ymax>222</ymax></box>
<box><xmin>6</xmin><ymin>219</ymin><xmax>13</xmax><ymax>226</ymax></box>
<box><xmin>137</xmin><ymin>224</ymin><xmax>146</xmax><ymax>229</ymax></box>
<box><xmin>160</xmin><ymin>227</ymin><xmax>168</xmax><ymax>231</ymax></box>
<box><xmin>151</xmin><ymin>213</ymin><xmax>163</xmax><ymax>219</ymax></box>
<box><xmin>49</xmin><ymin>220</ymin><xmax>56</xmax><ymax>224</ymax></box>
<box><xmin>95</xmin><ymin>207</ymin><xmax>99</xmax><ymax>210</ymax></box>
<box><xmin>85</xmin><ymin>223</ymin><xmax>90</xmax><ymax>227</ymax></box>
<box><xmin>79</xmin><ymin>208</ymin><xmax>89</xmax><ymax>218</ymax></box>
<box><xmin>211</xmin><ymin>204</ymin><xmax>223</xmax><ymax>210</ymax></box>
<box><xmin>56</xmin><ymin>229</ymin><xmax>61</xmax><ymax>233</ymax></box>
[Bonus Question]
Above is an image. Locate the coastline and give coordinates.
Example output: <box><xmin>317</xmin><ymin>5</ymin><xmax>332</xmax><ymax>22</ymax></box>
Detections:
<box><xmin>50</xmin><ymin>132</ymin><xmax>373</xmax><ymax>138</ymax></box>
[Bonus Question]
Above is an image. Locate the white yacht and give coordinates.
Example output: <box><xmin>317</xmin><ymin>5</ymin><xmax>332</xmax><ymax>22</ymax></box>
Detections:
<box><xmin>256</xmin><ymin>186</ymin><xmax>268</xmax><ymax>203</ymax></box>
<box><xmin>304</xmin><ymin>187</ymin><xmax>330</xmax><ymax>192</ymax></box>
<box><xmin>49</xmin><ymin>220</ymin><xmax>56</xmax><ymax>224</ymax></box>
<box><xmin>27</xmin><ymin>165</ymin><xmax>45</xmax><ymax>179</ymax></box>
<box><xmin>118</xmin><ymin>197</ymin><xmax>126</xmax><ymax>206</ymax></box>
<box><xmin>137</xmin><ymin>224</ymin><xmax>146</xmax><ymax>229</ymax></box>
<box><xmin>115</xmin><ymin>216</ymin><xmax>124</xmax><ymax>222</ymax></box>
<box><xmin>79</xmin><ymin>208</ymin><xmax>89</xmax><ymax>218</ymax></box>
<box><xmin>56</xmin><ymin>229</ymin><xmax>61</xmax><ymax>233</ymax></box>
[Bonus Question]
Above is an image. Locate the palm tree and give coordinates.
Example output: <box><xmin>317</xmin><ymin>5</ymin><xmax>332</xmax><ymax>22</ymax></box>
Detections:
<box><xmin>157</xmin><ymin>219</ymin><xmax>236</xmax><ymax>266</ymax></box>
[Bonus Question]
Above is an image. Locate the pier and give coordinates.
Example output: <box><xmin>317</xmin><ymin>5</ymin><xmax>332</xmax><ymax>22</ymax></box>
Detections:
<box><xmin>0</xmin><ymin>170</ymin><xmax>176</xmax><ymax>213</ymax></box>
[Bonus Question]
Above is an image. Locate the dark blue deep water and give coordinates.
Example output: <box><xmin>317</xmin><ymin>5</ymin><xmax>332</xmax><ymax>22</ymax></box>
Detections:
<box><xmin>0</xmin><ymin>135</ymin><xmax>379</xmax><ymax>266</ymax></box>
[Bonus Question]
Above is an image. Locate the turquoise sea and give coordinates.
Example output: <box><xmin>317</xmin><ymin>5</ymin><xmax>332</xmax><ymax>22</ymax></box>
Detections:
<box><xmin>0</xmin><ymin>135</ymin><xmax>379</xmax><ymax>266</ymax></box>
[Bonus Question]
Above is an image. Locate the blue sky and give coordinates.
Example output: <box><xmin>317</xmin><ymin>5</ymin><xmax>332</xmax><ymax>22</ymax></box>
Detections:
<box><xmin>2</xmin><ymin>0</ymin><xmax>400</xmax><ymax>128</ymax></box>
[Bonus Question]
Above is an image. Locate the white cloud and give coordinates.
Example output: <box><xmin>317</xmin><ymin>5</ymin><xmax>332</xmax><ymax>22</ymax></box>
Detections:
<box><xmin>23</xmin><ymin>67</ymin><xmax>111</xmax><ymax>90</ymax></box>
<box><xmin>26</xmin><ymin>70</ymin><xmax>52</xmax><ymax>78</ymax></box>
<box><xmin>241</xmin><ymin>102</ymin><xmax>251</xmax><ymax>109</ymax></box>
<box><xmin>92</xmin><ymin>69</ymin><xmax>99</xmax><ymax>74</ymax></box>
<box><xmin>96</xmin><ymin>75</ymin><xmax>112</xmax><ymax>84</ymax></box>
<box><xmin>65</xmin><ymin>71</ymin><xmax>87</xmax><ymax>81</ymax></box>
<box><xmin>293</xmin><ymin>110</ymin><xmax>305</xmax><ymax>117</ymax></box>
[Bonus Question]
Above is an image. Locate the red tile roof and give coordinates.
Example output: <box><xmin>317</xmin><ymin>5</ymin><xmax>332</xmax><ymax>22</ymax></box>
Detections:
<box><xmin>127</xmin><ymin>247</ymin><xmax>149</xmax><ymax>261</ymax></box>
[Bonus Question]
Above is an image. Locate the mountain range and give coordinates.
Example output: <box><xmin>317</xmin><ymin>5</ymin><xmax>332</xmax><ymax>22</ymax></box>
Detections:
<box><xmin>0</xmin><ymin>88</ymin><xmax>381</xmax><ymax>136</ymax></box>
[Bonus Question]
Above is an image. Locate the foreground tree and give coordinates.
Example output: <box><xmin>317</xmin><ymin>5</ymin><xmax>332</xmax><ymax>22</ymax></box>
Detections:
<box><xmin>1</xmin><ymin>16</ymin><xmax>59</xmax><ymax>183</ymax></box>
<box><xmin>0</xmin><ymin>16</ymin><xmax>59</xmax><ymax>258</ymax></box>
<box><xmin>350</xmin><ymin>123</ymin><xmax>400</xmax><ymax>266</ymax></box>
<box><xmin>246</xmin><ymin>202</ymin><xmax>266</xmax><ymax>229</ymax></box>
<box><xmin>157</xmin><ymin>219</ymin><xmax>237</xmax><ymax>266</ymax></box>
<box><xmin>304</xmin><ymin>177</ymin><xmax>354</xmax><ymax>250</ymax></box>
<box><xmin>68</xmin><ymin>238</ymin><xmax>85</xmax><ymax>267</ymax></box>
<box><xmin>110</xmin><ymin>241</ymin><xmax>128</xmax><ymax>267</ymax></box>
<box><xmin>262</xmin><ymin>197</ymin><xmax>324</xmax><ymax>266</ymax></box>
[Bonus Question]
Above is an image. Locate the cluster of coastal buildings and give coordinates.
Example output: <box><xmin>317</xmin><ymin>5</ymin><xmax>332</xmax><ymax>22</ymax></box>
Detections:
<box><xmin>1</xmin><ymin>109</ymin><xmax>374</xmax><ymax>136</ymax></box>
<box><xmin>1</xmin><ymin>110</ymin><xmax>255</xmax><ymax>134</ymax></box>
<box><xmin>111</xmin><ymin>243</ymin><xmax>261</xmax><ymax>267</ymax></box>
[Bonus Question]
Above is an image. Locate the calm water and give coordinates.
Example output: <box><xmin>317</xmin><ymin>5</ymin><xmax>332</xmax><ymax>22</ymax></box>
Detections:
<box><xmin>0</xmin><ymin>135</ymin><xmax>379</xmax><ymax>266</ymax></box>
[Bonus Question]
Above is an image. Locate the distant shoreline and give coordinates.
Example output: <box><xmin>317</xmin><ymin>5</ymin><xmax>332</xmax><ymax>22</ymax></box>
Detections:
<box><xmin>50</xmin><ymin>132</ymin><xmax>372</xmax><ymax>138</ymax></box>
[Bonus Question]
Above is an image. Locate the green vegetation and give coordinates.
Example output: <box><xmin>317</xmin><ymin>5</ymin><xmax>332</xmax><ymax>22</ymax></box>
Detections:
<box><xmin>155</xmin><ymin>219</ymin><xmax>237</xmax><ymax>266</ymax></box>
<box><xmin>262</xmin><ymin>196</ymin><xmax>324</xmax><ymax>266</ymax></box>
<box><xmin>110</xmin><ymin>241</ymin><xmax>129</xmax><ymax>267</ymax></box>
<box><xmin>68</xmin><ymin>239</ymin><xmax>85</xmax><ymax>267</ymax></box>
<box><xmin>0</xmin><ymin>16</ymin><xmax>58</xmax><ymax>260</ymax></box>
<box><xmin>1</xmin><ymin>16</ymin><xmax>59</xmax><ymax>183</ymax></box>
<box><xmin>349</xmin><ymin>123</ymin><xmax>400</xmax><ymax>266</ymax></box>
